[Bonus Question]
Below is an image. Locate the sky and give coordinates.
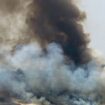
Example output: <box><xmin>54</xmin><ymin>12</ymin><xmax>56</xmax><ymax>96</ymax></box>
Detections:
<box><xmin>80</xmin><ymin>0</ymin><xmax>105</xmax><ymax>54</ymax></box>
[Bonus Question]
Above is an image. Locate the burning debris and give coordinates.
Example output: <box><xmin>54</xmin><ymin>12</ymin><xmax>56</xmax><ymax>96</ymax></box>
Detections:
<box><xmin>0</xmin><ymin>0</ymin><xmax>105</xmax><ymax>105</ymax></box>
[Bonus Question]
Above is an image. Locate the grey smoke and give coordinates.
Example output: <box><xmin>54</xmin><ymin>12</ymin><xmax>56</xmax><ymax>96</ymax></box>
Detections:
<box><xmin>0</xmin><ymin>0</ymin><xmax>105</xmax><ymax>105</ymax></box>
<box><xmin>0</xmin><ymin>42</ymin><xmax>105</xmax><ymax>105</ymax></box>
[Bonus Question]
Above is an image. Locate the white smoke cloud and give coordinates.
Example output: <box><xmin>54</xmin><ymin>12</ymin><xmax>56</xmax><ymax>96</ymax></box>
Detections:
<box><xmin>0</xmin><ymin>0</ymin><xmax>105</xmax><ymax>105</ymax></box>
<box><xmin>0</xmin><ymin>42</ymin><xmax>105</xmax><ymax>105</ymax></box>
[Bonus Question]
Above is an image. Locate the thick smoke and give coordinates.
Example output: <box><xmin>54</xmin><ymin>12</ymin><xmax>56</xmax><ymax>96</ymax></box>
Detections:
<box><xmin>0</xmin><ymin>0</ymin><xmax>105</xmax><ymax>105</ymax></box>
<box><xmin>0</xmin><ymin>43</ymin><xmax>105</xmax><ymax>105</ymax></box>
<box><xmin>27</xmin><ymin>0</ymin><xmax>91</xmax><ymax>65</ymax></box>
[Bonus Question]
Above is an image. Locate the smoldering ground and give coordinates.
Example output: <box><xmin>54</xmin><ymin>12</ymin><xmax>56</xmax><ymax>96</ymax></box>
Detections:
<box><xmin>0</xmin><ymin>0</ymin><xmax>105</xmax><ymax>105</ymax></box>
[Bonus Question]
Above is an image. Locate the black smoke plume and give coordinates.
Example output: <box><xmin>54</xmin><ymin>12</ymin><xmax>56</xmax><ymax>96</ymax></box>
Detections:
<box><xmin>0</xmin><ymin>0</ymin><xmax>105</xmax><ymax>105</ymax></box>
<box><xmin>27</xmin><ymin>0</ymin><xmax>91</xmax><ymax>65</ymax></box>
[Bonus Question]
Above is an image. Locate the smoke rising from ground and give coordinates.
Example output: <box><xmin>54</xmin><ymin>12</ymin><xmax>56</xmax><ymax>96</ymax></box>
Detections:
<box><xmin>0</xmin><ymin>43</ymin><xmax>105</xmax><ymax>105</ymax></box>
<box><xmin>0</xmin><ymin>0</ymin><xmax>105</xmax><ymax>105</ymax></box>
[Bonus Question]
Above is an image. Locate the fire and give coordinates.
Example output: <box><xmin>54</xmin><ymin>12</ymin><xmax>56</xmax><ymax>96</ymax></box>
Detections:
<box><xmin>20</xmin><ymin>103</ymin><xmax>37</xmax><ymax>105</ymax></box>
<box><xmin>14</xmin><ymin>101</ymin><xmax>38</xmax><ymax>105</ymax></box>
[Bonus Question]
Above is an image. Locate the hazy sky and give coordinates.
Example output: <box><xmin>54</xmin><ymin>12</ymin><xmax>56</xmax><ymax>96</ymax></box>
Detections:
<box><xmin>80</xmin><ymin>0</ymin><xmax>105</xmax><ymax>54</ymax></box>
